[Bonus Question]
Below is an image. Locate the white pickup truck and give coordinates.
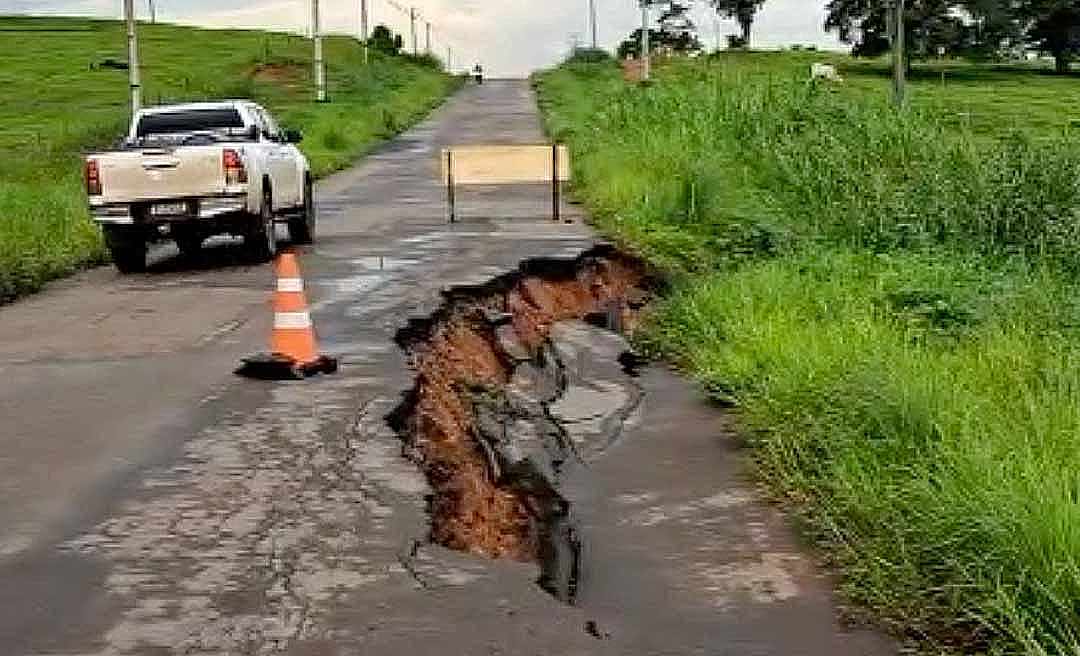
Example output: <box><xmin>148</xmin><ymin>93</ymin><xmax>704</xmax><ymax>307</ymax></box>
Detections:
<box><xmin>85</xmin><ymin>101</ymin><xmax>314</xmax><ymax>272</ymax></box>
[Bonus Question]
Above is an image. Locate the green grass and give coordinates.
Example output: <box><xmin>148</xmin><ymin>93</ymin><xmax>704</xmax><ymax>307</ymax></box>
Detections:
<box><xmin>0</xmin><ymin>16</ymin><xmax>459</xmax><ymax>302</ymax></box>
<box><xmin>536</xmin><ymin>53</ymin><xmax>1080</xmax><ymax>654</ymax></box>
<box><xmin>686</xmin><ymin>51</ymin><xmax>1080</xmax><ymax>141</ymax></box>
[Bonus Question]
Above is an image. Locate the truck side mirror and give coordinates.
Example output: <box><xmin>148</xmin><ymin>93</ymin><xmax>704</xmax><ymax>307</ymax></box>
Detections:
<box><xmin>283</xmin><ymin>128</ymin><xmax>303</xmax><ymax>144</ymax></box>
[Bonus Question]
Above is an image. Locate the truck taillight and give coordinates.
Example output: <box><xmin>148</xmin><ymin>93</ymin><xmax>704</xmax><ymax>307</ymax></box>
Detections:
<box><xmin>223</xmin><ymin>148</ymin><xmax>248</xmax><ymax>185</ymax></box>
<box><xmin>85</xmin><ymin>159</ymin><xmax>102</xmax><ymax>196</ymax></box>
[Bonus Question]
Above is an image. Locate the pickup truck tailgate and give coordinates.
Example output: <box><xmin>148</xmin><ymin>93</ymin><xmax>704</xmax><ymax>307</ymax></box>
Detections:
<box><xmin>94</xmin><ymin>147</ymin><xmax>228</xmax><ymax>204</ymax></box>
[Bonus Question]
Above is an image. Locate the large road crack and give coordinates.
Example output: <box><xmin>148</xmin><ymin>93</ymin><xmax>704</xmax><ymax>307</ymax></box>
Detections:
<box><xmin>388</xmin><ymin>245</ymin><xmax>654</xmax><ymax>602</ymax></box>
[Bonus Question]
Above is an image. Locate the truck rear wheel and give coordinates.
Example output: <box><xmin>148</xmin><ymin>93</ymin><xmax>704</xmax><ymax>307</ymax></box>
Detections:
<box><xmin>245</xmin><ymin>188</ymin><xmax>277</xmax><ymax>263</ymax></box>
<box><xmin>288</xmin><ymin>175</ymin><xmax>315</xmax><ymax>245</ymax></box>
<box><xmin>103</xmin><ymin>225</ymin><xmax>147</xmax><ymax>274</ymax></box>
<box><xmin>174</xmin><ymin>228</ymin><xmax>204</xmax><ymax>259</ymax></box>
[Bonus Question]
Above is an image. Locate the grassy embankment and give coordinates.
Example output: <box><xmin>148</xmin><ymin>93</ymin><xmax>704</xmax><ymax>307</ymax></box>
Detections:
<box><xmin>536</xmin><ymin>53</ymin><xmax>1080</xmax><ymax>654</ymax></box>
<box><xmin>0</xmin><ymin>16</ymin><xmax>459</xmax><ymax>301</ymax></box>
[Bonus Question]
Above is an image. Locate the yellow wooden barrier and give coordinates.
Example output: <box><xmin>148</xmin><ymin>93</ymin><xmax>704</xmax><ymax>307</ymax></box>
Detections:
<box><xmin>440</xmin><ymin>144</ymin><xmax>571</xmax><ymax>222</ymax></box>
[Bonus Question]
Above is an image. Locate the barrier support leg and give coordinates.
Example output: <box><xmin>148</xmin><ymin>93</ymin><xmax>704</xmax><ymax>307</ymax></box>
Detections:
<box><xmin>552</xmin><ymin>144</ymin><xmax>561</xmax><ymax>222</ymax></box>
<box><xmin>447</xmin><ymin>149</ymin><xmax>456</xmax><ymax>224</ymax></box>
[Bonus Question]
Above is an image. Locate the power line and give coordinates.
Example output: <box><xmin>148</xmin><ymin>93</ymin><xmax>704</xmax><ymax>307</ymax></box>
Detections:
<box><xmin>367</xmin><ymin>0</ymin><xmax>474</xmax><ymax>71</ymax></box>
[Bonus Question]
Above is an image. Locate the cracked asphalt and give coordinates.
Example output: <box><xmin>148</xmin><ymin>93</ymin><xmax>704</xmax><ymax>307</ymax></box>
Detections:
<box><xmin>0</xmin><ymin>81</ymin><xmax>895</xmax><ymax>655</ymax></box>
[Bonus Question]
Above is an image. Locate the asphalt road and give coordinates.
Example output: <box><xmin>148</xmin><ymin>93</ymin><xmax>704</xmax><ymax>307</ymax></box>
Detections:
<box><xmin>0</xmin><ymin>81</ymin><xmax>894</xmax><ymax>655</ymax></box>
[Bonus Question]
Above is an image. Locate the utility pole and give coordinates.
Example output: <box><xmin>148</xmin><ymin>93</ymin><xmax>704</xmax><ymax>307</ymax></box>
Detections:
<box><xmin>589</xmin><ymin>0</ymin><xmax>598</xmax><ymax>49</ymax></box>
<box><xmin>147</xmin><ymin>0</ymin><xmax>155</xmax><ymax>24</ymax></box>
<box><xmin>447</xmin><ymin>45</ymin><xmax>452</xmax><ymax>72</ymax></box>
<box><xmin>426</xmin><ymin>21</ymin><xmax>431</xmax><ymax>54</ymax></box>
<box><xmin>892</xmin><ymin>0</ymin><xmax>906</xmax><ymax>107</ymax></box>
<box><xmin>410</xmin><ymin>7</ymin><xmax>418</xmax><ymax>56</ymax></box>
<box><xmin>360</xmin><ymin>0</ymin><xmax>369</xmax><ymax>65</ymax></box>
<box><xmin>313</xmin><ymin>0</ymin><xmax>326</xmax><ymax>102</ymax></box>
<box><xmin>124</xmin><ymin>0</ymin><xmax>141</xmax><ymax>115</ymax></box>
<box><xmin>639</xmin><ymin>0</ymin><xmax>650</xmax><ymax>82</ymax></box>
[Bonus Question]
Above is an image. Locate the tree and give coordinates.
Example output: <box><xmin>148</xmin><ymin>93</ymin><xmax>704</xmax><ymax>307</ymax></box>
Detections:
<box><xmin>369</xmin><ymin>24</ymin><xmax>403</xmax><ymax>56</ymax></box>
<box><xmin>617</xmin><ymin>28</ymin><xmax>664</xmax><ymax>58</ymax></box>
<box><xmin>1022</xmin><ymin>0</ymin><xmax>1080</xmax><ymax>73</ymax></box>
<box><xmin>826</xmin><ymin>0</ymin><xmax>963</xmax><ymax>57</ymax></box>
<box><xmin>658</xmin><ymin>1</ymin><xmax>704</xmax><ymax>52</ymax></box>
<box><xmin>825</xmin><ymin>0</ymin><xmax>1019</xmax><ymax>60</ymax></box>
<box><xmin>617</xmin><ymin>1</ymin><xmax>702</xmax><ymax>58</ymax></box>
<box><xmin>710</xmin><ymin>0</ymin><xmax>766</xmax><ymax>48</ymax></box>
<box><xmin>961</xmin><ymin>0</ymin><xmax>1024</xmax><ymax>60</ymax></box>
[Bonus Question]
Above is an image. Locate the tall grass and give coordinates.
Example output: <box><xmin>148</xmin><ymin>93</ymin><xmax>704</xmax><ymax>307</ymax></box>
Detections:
<box><xmin>650</xmin><ymin>252</ymin><xmax>1080</xmax><ymax>652</ymax></box>
<box><xmin>537</xmin><ymin>57</ymin><xmax>1080</xmax><ymax>653</ymax></box>
<box><xmin>541</xmin><ymin>61</ymin><xmax>1080</xmax><ymax>272</ymax></box>
<box><xmin>0</xmin><ymin>17</ymin><xmax>459</xmax><ymax>302</ymax></box>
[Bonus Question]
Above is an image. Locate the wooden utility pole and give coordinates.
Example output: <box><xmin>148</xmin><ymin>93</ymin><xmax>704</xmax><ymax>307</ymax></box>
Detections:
<box><xmin>893</xmin><ymin>0</ymin><xmax>906</xmax><ymax>107</ymax></box>
<box><xmin>426</xmin><ymin>21</ymin><xmax>431</xmax><ymax>54</ymax></box>
<box><xmin>410</xmin><ymin>7</ymin><xmax>418</xmax><ymax>55</ymax></box>
<box><xmin>360</xmin><ymin>0</ymin><xmax>369</xmax><ymax>64</ymax></box>
<box><xmin>639</xmin><ymin>0</ymin><xmax>650</xmax><ymax>82</ymax></box>
<box><xmin>313</xmin><ymin>0</ymin><xmax>326</xmax><ymax>102</ymax></box>
<box><xmin>147</xmin><ymin>0</ymin><xmax>156</xmax><ymax>24</ymax></box>
<box><xmin>589</xmin><ymin>0</ymin><xmax>598</xmax><ymax>49</ymax></box>
<box><xmin>124</xmin><ymin>0</ymin><xmax>141</xmax><ymax>115</ymax></box>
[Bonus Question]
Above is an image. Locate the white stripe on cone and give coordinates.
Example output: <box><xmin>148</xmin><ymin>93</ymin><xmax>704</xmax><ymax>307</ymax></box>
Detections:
<box><xmin>274</xmin><ymin>311</ymin><xmax>313</xmax><ymax>330</ymax></box>
<box><xmin>277</xmin><ymin>278</ymin><xmax>304</xmax><ymax>293</ymax></box>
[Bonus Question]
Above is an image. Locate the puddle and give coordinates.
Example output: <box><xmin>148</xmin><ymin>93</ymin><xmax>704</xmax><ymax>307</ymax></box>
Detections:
<box><xmin>351</xmin><ymin>256</ymin><xmax>420</xmax><ymax>271</ymax></box>
<box><xmin>334</xmin><ymin>274</ymin><xmax>386</xmax><ymax>295</ymax></box>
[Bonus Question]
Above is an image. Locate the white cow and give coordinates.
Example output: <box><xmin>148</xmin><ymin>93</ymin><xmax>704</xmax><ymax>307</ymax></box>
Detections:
<box><xmin>810</xmin><ymin>63</ymin><xmax>844</xmax><ymax>83</ymax></box>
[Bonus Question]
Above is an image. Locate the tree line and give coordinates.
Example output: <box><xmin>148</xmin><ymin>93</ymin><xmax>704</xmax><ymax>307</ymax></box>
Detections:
<box><xmin>828</xmin><ymin>0</ymin><xmax>1080</xmax><ymax>72</ymax></box>
<box><xmin>618</xmin><ymin>0</ymin><xmax>1080</xmax><ymax>73</ymax></box>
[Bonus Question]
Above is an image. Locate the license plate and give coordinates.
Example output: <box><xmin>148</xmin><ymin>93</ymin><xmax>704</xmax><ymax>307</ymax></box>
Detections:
<box><xmin>152</xmin><ymin>202</ymin><xmax>188</xmax><ymax>216</ymax></box>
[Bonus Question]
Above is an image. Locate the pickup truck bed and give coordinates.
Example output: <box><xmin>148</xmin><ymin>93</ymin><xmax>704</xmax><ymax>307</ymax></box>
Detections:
<box><xmin>85</xmin><ymin>101</ymin><xmax>314</xmax><ymax>272</ymax></box>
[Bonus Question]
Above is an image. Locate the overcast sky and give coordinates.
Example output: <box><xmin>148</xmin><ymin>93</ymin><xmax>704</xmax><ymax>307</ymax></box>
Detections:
<box><xmin>2</xmin><ymin>0</ymin><xmax>845</xmax><ymax>77</ymax></box>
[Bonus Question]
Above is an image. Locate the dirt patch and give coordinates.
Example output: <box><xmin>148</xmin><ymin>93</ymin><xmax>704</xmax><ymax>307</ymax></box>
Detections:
<box><xmin>390</xmin><ymin>246</ymin><xmax>653</xmax><ymax>573</ymax></box>
<box><xmin>249</xmin><ymin>62</ymin><xmax>306</xmax><ymax>88</ymax></box>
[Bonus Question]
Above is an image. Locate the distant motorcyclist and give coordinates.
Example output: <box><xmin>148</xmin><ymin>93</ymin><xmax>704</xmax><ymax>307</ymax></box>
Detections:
<box><xmin>473</xmin><ymin>63</ymin><xmax>484</xmax><ymax>84</ymax></box>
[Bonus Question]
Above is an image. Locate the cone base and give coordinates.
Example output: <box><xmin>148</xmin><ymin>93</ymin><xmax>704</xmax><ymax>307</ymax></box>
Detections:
<box><xmin>236</xmin><ymin>353</ymin><xmax>339</xmax><ymax>380</ymax></box>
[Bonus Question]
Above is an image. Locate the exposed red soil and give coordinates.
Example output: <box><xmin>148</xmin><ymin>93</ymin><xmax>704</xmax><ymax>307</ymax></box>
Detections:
<box><xmin>249</xmin><ymin>62</ymin><xmax>305</xmax><ymax>88</ymax></box>
<box><xmin>400</xmin><ymin>252</ymin><xmax>649</xmax><ymax>561</ymax></box>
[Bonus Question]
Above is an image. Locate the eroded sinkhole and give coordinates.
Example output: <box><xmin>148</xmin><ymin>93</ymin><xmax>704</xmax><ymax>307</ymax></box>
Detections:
<box><xmin>387</xmin><ymin>245</ymin><xmax>654</xmax><ymax>602</ymax></box>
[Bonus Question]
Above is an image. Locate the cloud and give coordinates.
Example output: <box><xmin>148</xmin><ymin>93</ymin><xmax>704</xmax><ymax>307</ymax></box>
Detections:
<box><xmin>4</xmin><ymin>0</ymin><xmax>118</xmax><ymax>15</ymax></box>
<box><xmin>1</xmin><ymin>0</ymin><xmax>846</xmax><ymax>76</ymax></box>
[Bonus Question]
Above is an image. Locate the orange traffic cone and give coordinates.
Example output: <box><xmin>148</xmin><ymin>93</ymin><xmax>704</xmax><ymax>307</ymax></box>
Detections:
<box><xmin>237</xmin><ymin>252</ymin><xmax>338</xmax><ymax>380</ymax></box>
